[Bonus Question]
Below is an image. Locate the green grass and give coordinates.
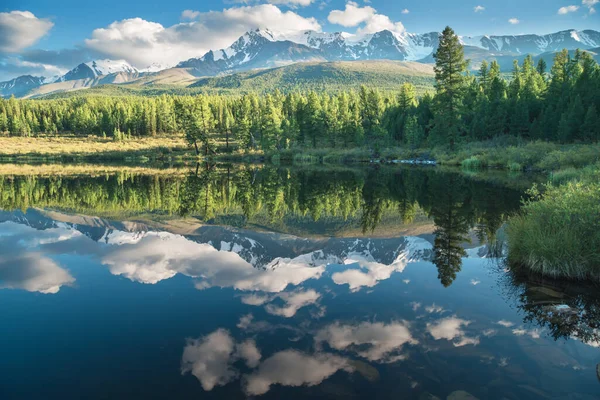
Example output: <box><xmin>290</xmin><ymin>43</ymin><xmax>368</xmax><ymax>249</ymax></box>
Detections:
<box><xmin>507</xmin><ymin>167</ymin><xmax>600</xmax><ymax>281</ymax></box>
<box><xmin>433</xmin><ymin>140</ymin><xmax>600</xmax><ymax>171</ymax></box>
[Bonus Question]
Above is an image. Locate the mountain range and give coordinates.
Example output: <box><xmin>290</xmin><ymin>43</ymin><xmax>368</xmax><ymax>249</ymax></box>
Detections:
<box><xmin>1</xmin><ymin>28</ymin><xmax>599</xmax><ymax>98</ymax></box>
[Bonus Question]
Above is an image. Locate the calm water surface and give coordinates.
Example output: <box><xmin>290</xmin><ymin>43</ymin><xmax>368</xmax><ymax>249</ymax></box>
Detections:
<box><xmin>0</xmin><ymin>165</ymin><xmax>599</xmax><ymax>399</ymax></box>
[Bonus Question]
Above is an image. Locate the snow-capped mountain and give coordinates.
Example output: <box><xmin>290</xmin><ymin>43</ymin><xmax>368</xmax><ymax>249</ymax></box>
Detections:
<box><xmin>0</xmin><ymin>75</ymin><xmax>46</xmax><ymax>98</ymax></box>
<box><xmin>177</xmin><ymin>28</ymin><xmax>599</xmax><ymax>77</ymax></box>
<box><xmin>56</xmin><ymin>59</ymin><xmax>139</xmax><ymax>82</ymax></box>
<box><xmin>177</xmin><ymin>28</ymin><xmax>440</xmax><ymax>75</ymax></box>
<box><xmin>177</xmin><ymin>29</ymin><xmax>325</xmax><ymax>75</ymax></box>
<box><xmin>461</xmin><ymin>29</ymin><xmax>600</xmax><ymax>55</ymax></box>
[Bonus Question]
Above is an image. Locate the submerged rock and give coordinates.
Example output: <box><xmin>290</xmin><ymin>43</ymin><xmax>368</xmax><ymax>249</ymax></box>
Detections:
<box><xmin>447</xmin><ymin>390</ymin><xmax>479</xmax><ymax>400</ymax></box>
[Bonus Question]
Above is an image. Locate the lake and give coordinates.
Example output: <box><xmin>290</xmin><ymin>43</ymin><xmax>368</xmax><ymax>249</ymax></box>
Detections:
<box><xmin>1</xmin><ymin>164</ymin><xmax>599</xmax><ymax>399</ymax></box>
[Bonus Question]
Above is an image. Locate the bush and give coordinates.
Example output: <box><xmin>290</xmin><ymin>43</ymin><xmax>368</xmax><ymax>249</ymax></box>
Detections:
<box><xmin>461</xmin><ymin>156</ymin><xmax>484</xmax><ymax>169</ymax></box>
<box><xmin>507</xmin><ymin>180</ymin><xmax>600</xmax><ymax>281</ymax></box>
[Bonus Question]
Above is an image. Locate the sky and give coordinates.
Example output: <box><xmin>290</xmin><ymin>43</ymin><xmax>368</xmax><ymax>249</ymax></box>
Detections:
<box><xmin>0</xmin><ymin>0</ymin><xmax>598</xmax><ymax>81</ymax></box>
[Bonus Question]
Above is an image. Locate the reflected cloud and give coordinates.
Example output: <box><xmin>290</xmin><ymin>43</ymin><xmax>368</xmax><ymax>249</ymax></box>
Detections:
<box><xmin>427</xmin><ymin>317</ymin><xmax>479</xmax><ymax>347</ymax></box>
<box><xmin>0</xmin><ymin>223</ymin><xmax>75</xmax><ymax>294</ymax></box>
<box><xmin>265</xmin><ymin>289</ymin><xmax>321</xmax><ymax>318</ymax></box>
<box><xmin>331</xmin><ymin>237</ymin><xmax>432</xmax><ymax>291</ymax></box>
<box><xmin>315</xmin><ymin>321</ymin><xmax>417</xmax><ymax>362</ymax></box>
<box><xmin>181</xmin><ymin>329</ymin><xmax>262</xmax><ymax>391</ymax></box>
<box><xmin>0</xmin><ymin>252</ymin><xmax>75</xmax><ymax>294</ymax></box>
<box><xmin>100</xmin><ymin>233</ymin><xmax>324</xmax><ymax>292</ymax></box>
<box><xmin>512</xmin><ymin>327</ymin><xmax>542</xmax><ymax>339</ymax></box>
<box><xmin>496</xmin><ymin>320</ymin><xmax>515</xmax><ymax>328</ymax></box>
<box><xmin>243</xmin><ymin>350</ymin><xmax>353</xmax><ymax>396</ymax></box>
<box><xmin>425</xmin><ymin>304</ymin><xmax>444</xmax><ymax>314</ymax></box>
<box><xmin>181</xmin><ymin>329</ymin><xmax>238</xmax><ymax>391</ymax></box>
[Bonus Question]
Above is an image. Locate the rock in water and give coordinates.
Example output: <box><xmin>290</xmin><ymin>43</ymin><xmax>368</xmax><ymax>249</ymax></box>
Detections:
<box><xmin>447</xmin><ymin>391</ymin><xmax>479</xmax><ymax>400</ymax></box>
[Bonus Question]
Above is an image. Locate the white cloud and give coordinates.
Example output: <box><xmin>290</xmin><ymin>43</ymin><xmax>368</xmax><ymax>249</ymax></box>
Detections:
<box><xmin>470</xmin><ymin>279</ymin><xmax>481</xmax><ymax>285</ymax></box>
<box><xmin>268</xmin><ymin>0</ymin><xmax>315</xmax><ymax>6</ymax></box>
<box><xmin>427</xmin><ymin>317</ymin><xmax>479</xmax><ymax>347</ymax></box>
<box><xmin>0</xmin><ymin>11</ymin><xmax>54</xmax><ymax>53</ymax></box>
<box><xmin>582</xmin><ymin>0</ymin><xmax>598</xmax><ymax>13</ymax></box>
<box><xmin>328</xmin><ymin>2</ymin><xmax>376</xmax><ymax>26</ymax></box>
<box><xmin>181</xmin><ymin>329</ymin><xmax>238</xmax><ymax>391</ymax></box>
<box><xmin>244</xmin><ymin>350</ymin><xmax>353</xmax><ymax>395</ymax></box>
<box><xmin>496</xmin><ymin>320</ymin><xmax>514</xmax><ymax>328</ymax></box>
<box><xmin>315</xmin><ymin>321</ymin><xmax>417</xmax><ymax>362</ymax></box>
<box><xmin>508</xmin><ymin>18</ymin><xmax>520</xmax><ymax>24</ymax></box>
<box><xmin>327</xmin><ymin>1</ymin><xmax>405</xmax><ymax>34</ymax></box>
<box><xmin>558</xmin><ymin>5</ymin><xmax>580</xmax><ymax>14</ymax></box>
<box><xmin>85</xmin><ymin>5</ymin><xmax>321</xmax><ymax>68</ymax></box>
<box><xmin>264</xmin><ymin>289</ymin><xmax>321</xmax><ymax>318</ymax></box>
<box><xmin>474</xmin><ymin>5</ymin><xmax>485</xmax><ymax>13</ymax></box>
<box><xmin>401</xmin><ymin>9</ymin><xmax>410</xmax><ymax>14</ymax></box>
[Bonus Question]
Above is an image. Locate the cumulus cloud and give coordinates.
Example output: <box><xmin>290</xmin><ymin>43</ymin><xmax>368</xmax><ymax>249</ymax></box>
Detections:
<box><xmin>427</xmin><ymin>317</ymin><xmax>479</xmax><ymax>347</ymax></box>
<box><xmin>474</xmin><ymin>5</ymin><xmax>485</xmax><ymax>13</ymax></box>
<box><xmin>327</xmin><ymin>1</ymin><xmax>405</xmax><ymax>34</ymax></box>
<box><xmin>85</xmin><ymin>5</ymin><xmax>321</xmax><ymax>68</ymax></box>
<box><xmin>508</xmin><ymin>18</ymin><xmax>520</xmax><ymax>24</ymax></box>
<box><xmin>315</xmin><ymin>321</ymin><xmax>417</xmax><ymax>362</ymax></box>
<box><xmin>558</xmin><ymin>5</ymin><xmax>580</xmax><ymax>14</ymax></box>
<box><xmin>401</xmin><ymin>9</ymin><xmax>410</xmax><ymax>14</ymax></box>
<box><xmin>582</xmin><ymin>0</ymin><xmax>598</xmax><ymax>13</ymax></box>
<box><xmin>0</xmin><ymin>11</ymin><xmax>54</xmax><ymax>53</ymax></box>
<box><xmin>244</xmin><ymin>350</ymin><xmax>353</xmax><ymax>395</ymax></box>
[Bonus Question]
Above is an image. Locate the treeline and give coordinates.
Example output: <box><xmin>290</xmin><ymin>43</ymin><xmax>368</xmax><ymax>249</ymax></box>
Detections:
<box><xmin>1</xmin><ymin>27</ymin><xmax>598</xmax><ymax>151</ymax></box>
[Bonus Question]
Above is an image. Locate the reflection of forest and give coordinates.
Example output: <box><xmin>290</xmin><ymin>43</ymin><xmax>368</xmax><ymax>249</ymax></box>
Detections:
<box><xmin>506</xmin><ymin>272</ymin><xmax>600</xmax><ymax>346</ymax></box>
<box><xmin>0</xmin><ymin>165</ymin><xmax>525</xmax><ymax>286</ymax></box>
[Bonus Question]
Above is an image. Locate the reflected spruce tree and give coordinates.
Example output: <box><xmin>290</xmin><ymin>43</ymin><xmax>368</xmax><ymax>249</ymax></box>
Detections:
<box><xmin>429</xmin><ymin>174</ymin><xmax>472</xmax><ymax>287</ymax></box>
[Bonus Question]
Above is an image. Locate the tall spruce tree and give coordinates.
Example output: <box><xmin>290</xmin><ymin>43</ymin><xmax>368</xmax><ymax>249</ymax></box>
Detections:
<box><xmin>431</xmin><ymin>26</ymin><xmax>469</xmax><ymax>148</ymax></box>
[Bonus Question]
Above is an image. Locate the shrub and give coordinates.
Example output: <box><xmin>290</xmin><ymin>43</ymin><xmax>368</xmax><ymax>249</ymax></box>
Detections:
<box><xmin>461</xmin><ymin>156</ymin><xmax>484</xmax><ymax>169</ymax></box>
<box><xmin>507</xmin><ymin>180</ymin><xmax>600</xmax><ymax>281</ymax></box>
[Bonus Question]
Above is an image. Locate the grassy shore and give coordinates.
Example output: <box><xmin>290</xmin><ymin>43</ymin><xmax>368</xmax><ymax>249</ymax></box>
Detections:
<box><xmin>506</xmin><ymin>163</ymin><xmax>600</xmax><ymax>281</ymax></box>
<box><xmin>1</xmin><ymin>134</ymin><xmax>599</xmax><ymax>172</ymax></box>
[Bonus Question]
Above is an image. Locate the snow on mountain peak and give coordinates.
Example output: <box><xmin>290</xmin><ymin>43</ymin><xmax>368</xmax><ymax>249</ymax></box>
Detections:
<box><xmin>84</xmin><ymin>59</ymin><xmax>138</xmax><ymax>77</ymax></box>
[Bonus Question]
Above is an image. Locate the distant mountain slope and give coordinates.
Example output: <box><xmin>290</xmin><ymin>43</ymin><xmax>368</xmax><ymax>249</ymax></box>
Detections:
<box><xmin>0</xmin><ymin>75</ymin><xmax>46</xmax><ymax>98</ymax></box>
<box><xmin>188</xmin><ymin>60</ymin><xmax>435</xmax><ymax>94</ymax></box>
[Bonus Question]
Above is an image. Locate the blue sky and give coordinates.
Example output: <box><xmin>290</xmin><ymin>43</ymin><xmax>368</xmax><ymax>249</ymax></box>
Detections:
<box><xmin>0</xmin><ymin>0</ymin><xmax>598</xmax><ymax>80</ymax></box>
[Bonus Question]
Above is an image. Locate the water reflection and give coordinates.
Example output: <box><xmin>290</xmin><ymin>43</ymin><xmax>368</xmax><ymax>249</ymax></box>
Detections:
<box><xmin>1</xmin><ymin>166</ymin><xmax>599</xmax><ymax>399</ymax></box>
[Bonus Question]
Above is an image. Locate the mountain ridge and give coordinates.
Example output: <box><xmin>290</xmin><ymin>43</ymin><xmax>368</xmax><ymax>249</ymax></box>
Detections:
<box><xmin>1</xmin><ymin>28</ymin><xmax>598</xmax><ymax>98</ymax></box>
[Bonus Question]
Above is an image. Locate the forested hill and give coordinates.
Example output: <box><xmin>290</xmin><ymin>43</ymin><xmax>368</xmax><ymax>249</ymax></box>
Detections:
<box><xmin>189</xmin><ymin>61</ymin><xmax>435</xmax><ymax>95</ymax></box>
<box><xmin>34</xmin><ymin>61</ymin><xmax>435</xmax><ymax>99</ymax></box>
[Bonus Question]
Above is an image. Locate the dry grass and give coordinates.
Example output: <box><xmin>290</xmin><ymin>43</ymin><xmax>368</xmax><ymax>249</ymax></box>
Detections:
<box><xmin>0</xmin><ymin>163</ymin><xmax>193</xmax><ymax>177</ymax></box>
<box><xmin>0</xmin><ymin>134</ymin><xmax>189</xmax><ymax>158</ymax></box>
